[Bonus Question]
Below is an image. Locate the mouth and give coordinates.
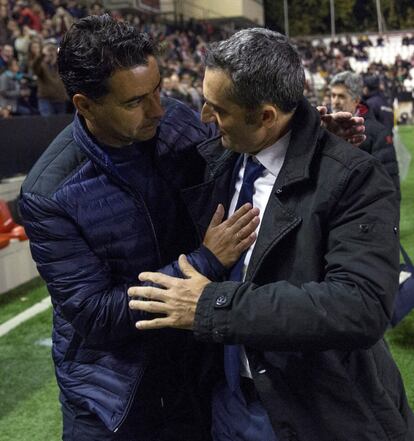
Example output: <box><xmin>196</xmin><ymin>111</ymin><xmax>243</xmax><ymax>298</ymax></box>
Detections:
<box><xmin>142</xmin><ymin>120</ymin><xmax>160</xmax><ymax>130</ymax></box>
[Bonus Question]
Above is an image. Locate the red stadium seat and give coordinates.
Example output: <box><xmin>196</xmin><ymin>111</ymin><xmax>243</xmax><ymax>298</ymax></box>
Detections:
<box><xmin>0</xmin><ymin>199</ymin><xmax>28</xmax><ymax>241</ymax></box>
<box><xmin>0</xmin><ymin>234</ymin><xmax>10</xmax><ymax>249</ymax></box>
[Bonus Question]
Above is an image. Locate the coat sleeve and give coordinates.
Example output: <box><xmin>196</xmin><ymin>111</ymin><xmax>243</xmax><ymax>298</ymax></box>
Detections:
<box><xmin>193</xmin><ymin>158</ymin><xmax>400</xmax><ymax>352</ymax></box>
<box><xmin>19</xmin><ymin>191</ymin><xmax>226</xmax><ymax>348</ymax></box>
<box><xmin>159</xmin><ymin>244</ymin><xmax>227</xmax><ymax>282</ymax></box>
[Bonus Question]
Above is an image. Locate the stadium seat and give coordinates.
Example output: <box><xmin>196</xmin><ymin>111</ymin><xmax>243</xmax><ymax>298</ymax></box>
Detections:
<box><xmin>0</xmin><ymin>234</ymin><xmax>10</xmax><ymax>249</ymax></box>
<box><xmin>0</xmin><ymin>199</ymin><xmax>28</xmax><ymax>241</ymax></box>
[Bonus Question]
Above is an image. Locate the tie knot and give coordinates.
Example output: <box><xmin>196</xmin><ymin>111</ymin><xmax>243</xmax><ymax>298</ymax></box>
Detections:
<box><xmin>243</xmin><ymin>156</ymin><xmax>265</xmax><ymax>185</ymax></box>
<box><xmin>233</xmin><ymin>155</ymin><xmax>265</xmax><ymax>212</ymax></box>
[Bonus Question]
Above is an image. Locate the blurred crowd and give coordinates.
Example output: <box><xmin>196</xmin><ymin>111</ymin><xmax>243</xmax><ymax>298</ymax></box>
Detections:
<box><xmin>299</xmin><ymin>35</ymin><xmax>414</xmax><ymax>119</ymax></box>
<box><xmin>1</xmin><ymin>0</ymin><xmax>414</xmax><ymax>120</ymax></box>
<box><xmin>0</xmin><ymin>0</ymin><xmax>230</xmax><ymax>118</ymax></box>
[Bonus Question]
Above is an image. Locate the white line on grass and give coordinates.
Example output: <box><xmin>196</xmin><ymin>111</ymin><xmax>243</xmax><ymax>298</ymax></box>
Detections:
<box><xmin>0</xmin><ymin>296</ymin><xmax>51</xmax><ymax>337</ymax></box>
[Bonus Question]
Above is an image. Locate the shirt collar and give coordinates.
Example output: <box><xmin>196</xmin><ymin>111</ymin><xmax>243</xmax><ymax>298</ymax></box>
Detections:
<box><xmin>250</xmin><ymin>130</ymin><xmax>291</xmax><ymax>177</ymax></box>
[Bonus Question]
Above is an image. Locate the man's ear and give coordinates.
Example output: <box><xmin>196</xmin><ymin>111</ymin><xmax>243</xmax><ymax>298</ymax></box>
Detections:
<box><xmin>73</xmin><ymin>93</ymin><xmax>97</xmax><ymax>121</ymax></box>
<box><xmin>261</xmin><ymin>104</ymin><xmax>278</xmax><ymax>128</ymax></box>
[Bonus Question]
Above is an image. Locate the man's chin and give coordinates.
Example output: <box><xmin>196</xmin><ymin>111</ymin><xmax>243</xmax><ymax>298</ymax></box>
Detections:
<box><xmin>136</xmin><ymin>126</ymin><xmax>158</xmax><ymax>141</ymax></box>
<box><xmin>221</xmin><ymin>135</ymin><xmax>233</xmax><ymax>150</ymax></box>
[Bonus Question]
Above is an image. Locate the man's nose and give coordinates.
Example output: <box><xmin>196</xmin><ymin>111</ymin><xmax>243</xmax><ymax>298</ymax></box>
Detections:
<box><xmin>201</xmin><ymin>103</ymin><xmax>216</xmax><ymax>124</ymax></box>
<box><xmin>147</xmin><ymin>94</ymin><xmax>164</xmax><ymax>119</ymax></box>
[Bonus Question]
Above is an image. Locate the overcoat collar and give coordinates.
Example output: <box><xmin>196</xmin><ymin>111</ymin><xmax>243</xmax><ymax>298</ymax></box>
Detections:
<box><xmin>181</xmin><ymin>98</ymin><xmax>324</xmax><ymax>276</ymax></box>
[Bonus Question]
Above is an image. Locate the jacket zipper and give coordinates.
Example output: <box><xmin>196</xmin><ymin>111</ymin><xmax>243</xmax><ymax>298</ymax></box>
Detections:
<box><xmin>113</xmin><ymin>365</ymin><xmax>145</xmax><ymax>433</ymax></box>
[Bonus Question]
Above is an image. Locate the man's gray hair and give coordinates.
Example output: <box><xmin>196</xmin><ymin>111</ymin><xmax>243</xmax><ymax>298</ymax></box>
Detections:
<box><xmin>204</xmin><ymin>28</ymin><xmax>305</xmax><ymax>113</ymax></box>
<box><xmin>330</xmin><ymin>71</ymin><xmax>363</xmax><ymax>100</ymax></box>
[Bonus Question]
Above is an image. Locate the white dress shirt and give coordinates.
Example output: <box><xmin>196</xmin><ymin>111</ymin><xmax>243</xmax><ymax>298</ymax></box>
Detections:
<box><xmin>227</xmin><ymin>130</ymin><xmax>291</xmax><ymax>377</ymax></box>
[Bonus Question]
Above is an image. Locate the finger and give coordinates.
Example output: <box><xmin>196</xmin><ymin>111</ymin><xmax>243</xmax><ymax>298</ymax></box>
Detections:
<box><xmin>316</xmin><ymin>106</ymin><xmax>327</xmax><ymax>116</ymax></box>
<box><xmin>350</xmin><ymin>116</ymin><xmax>364</xmax><ymax>125</ymax></box>
<box><xmin>343</xmin><ymin>124</ymin><xmax>365</xmax><ymax>134</ymax></box>
<box><xmin>340</xmin><ymin>125</ymin><xmax>366</xmax><ymax>139</ymax></box>
<box><xmin>137</xmin><ymin>271</ymin><xmax>177</xmax><ymax>288</ymax></box>
<box><xmin>129</xmin><ymin>299</ymin><xmax>170</xmax><ymax>314</ymax></box>
<box><xmin>128</xmin><ymin>286</ymin><xmax>168</xmax><ymax>301</ymax></box>
<box><xmin>235</xmin><ymin>232</ymin><xmax>257</xmax><ymax>253</ymax></box>
<box><xmin>178</xmin><ymin>254</ymin><xmax>200</xmax><ymax>278</ymax></box>
<box><xmin>225</xmin><ymin>203</ymin><xmax>253</xmax><ymax>227</ymax></box>
<box><xmin>136</xmin><ymin>318</ymin><xmax>172</xmax><ymax>330</ymax></box>
<box><xmin>228</xmin><ymin>209</ymin><xmax>260</xmax><ymax>235</ymax></box>
<box><xmin>347</xmin><ymin>134</ymin><xmax>366</xmax><ymax>146</ymax></box>
<box><xmin>320</xmin><ymin>114</ymin><xmax>332</xmax><ymax>122</ymax></box>
<box><xmin>207</xmin><ymin>204</ymin><xmax>225</xmax><ymax>229</ymax></box>
<box><xmin>232</xmin><ymin>215</ymin><xmax>260</xmax><ymax>241</ymax></box>
<box><xmin>329</xmin><ymin>111</ymin><xmax>353</xmax><ymax>121</ymax></box>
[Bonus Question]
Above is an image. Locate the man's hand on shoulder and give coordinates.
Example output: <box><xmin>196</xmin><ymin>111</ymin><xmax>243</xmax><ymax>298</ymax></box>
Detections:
<box><xmin>317</xmin><ymin>106</ymin><xmax>366</xmax><ymax>147</ymax></box>
<box><xmin>128</xmin><ymin>255</ymin><xmax>210</xmax><ymax>330</ymax></box>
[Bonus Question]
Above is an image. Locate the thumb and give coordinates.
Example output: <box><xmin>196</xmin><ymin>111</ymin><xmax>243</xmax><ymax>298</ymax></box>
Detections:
<box><xmin>178</xmin><ymin>254</ymin><xmax>198</xmax><ymax>278</ymax></box>
<box><xmin>207</xmin><ymin>204</ymin><xmax>225</xmax><ymax>229</ymax></box>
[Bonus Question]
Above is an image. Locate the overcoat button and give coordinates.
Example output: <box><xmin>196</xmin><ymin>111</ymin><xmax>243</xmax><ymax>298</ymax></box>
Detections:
<box><xmin>215</xmin><ymin>295</ymin><xmax>227</xmax><ymax>306</ymax></box>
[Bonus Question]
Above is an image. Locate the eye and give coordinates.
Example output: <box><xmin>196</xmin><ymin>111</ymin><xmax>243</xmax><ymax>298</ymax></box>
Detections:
<box><xmin>214</xmin><ymin>107</ymin><xmax>225</xmax><ymax>116</ymax></box>
<box><xmin>125</xmin><ymin>99</ymin><xmax>143</xmax><ymax>109</ymax></box>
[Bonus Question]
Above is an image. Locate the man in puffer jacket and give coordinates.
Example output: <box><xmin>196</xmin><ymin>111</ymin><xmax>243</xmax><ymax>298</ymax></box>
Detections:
<box><xmin>19</xmin><ymin>15</ymin><xmax>260</xmax><ymax>441</ymax></box>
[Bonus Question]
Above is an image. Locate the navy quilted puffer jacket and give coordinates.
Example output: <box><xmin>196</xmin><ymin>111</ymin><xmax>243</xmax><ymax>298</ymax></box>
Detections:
<box><xmin>19</xmin><ymin>99</ymin><xmax>222</xmax><ymax>432</ymax></box>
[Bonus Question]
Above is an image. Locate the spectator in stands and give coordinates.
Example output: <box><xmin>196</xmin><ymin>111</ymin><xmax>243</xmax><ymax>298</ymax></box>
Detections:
<box><xmin>402</xmin><ymin>34</ymin><xmax>411</xmax><ymax>46</ymax></box>
<box><xmin>0</xmin><ymin>44</ymin><xmax>14</xmax><ymax>72</ymax></box>
<box><xmin>330</xmin><ymin>71</ymin><xmax>400</xmax><ymax>198</ymax></box>
<box><xmin>66</xmin><ymin>0</ymin><xmax>86</xmax><ymax>19</ymax></box>
<box><xmin>127</xmin><ymin>27</ymin><xmax>412</xmax><ymax>441</ymax></box>
<box><xmin>180</xmin><ymin>71</ymin><xmax>203</xmax><ymax>111</ymax></box>
<box><xmin>0</xmin><ymin>2</ymin><xmax>10</xmax><ymax>45</ymax></box>
<box><xmin>363</xmin><ymin>75</ymin><xmax>395</xmax><ymax>131</ymax></box>
<box><xmin>12</xmin><ymin>0</ymin><xmax>42</xmax><ymax>32</ymax></box>
<box><xmin>32</xmin><ymin>42</ymin><xmax>67</xmax><ymax>115</ymax></box>
<box><xmin>0</xmin><ymin>57</ymin><xmax>33</xmax><ymax>115</ymax></box>
<box><xmin>88</xmin><ymin>1</ymin><xmax>104</xmax><ymax>16</ymax></box>
<box><xmin>6</xmin><ymin>18</ymin><xmax>22</xmax><ymax>45</ymax></box>
<box><xmin>0</xmin><ymin>103</ymin><xmax>11</xmax><ymax>118</ymax></box>
<box><xmin>40</xmin><ymin>17</ymin><xmax>54</xmax><ymax>39</ymax></box>
<box><xmin>51</xmin><ymin>6</ymin><xmax>73</xmax><ymax>38</ymax></box>
<box><xmin>22</xmin><ymin>38</ymin><xmax>41</xmax><ymax>75</ymax></box>
<box><xmin>14</xmin><ymin>25</ymin><xmax>35</xmax><ymax>65</ymax></box>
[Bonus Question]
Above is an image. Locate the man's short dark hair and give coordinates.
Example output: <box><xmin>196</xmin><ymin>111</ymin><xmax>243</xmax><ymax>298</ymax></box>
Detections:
<box><xmin>364</xmin><ymin>75</ymin><xmax>380</xmax><ymax>92</ymax></box>
<box><xmin>204</xmin><ymin>28</ymin><xmax>305</xmax><ymax>113</ymax></box>
<box><xmin>58</xmin><ymin>14</ymin><xmax>156</xmax><ymax>100</ymax></box>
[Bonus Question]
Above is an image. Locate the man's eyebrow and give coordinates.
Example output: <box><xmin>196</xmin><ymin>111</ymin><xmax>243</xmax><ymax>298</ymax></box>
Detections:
<box><xmin>203</xmin><ymin>97</ymin><xmax>226</xmax><ymax>113</ymax></box>
<box><xmin>121</xmin><ymin>78</ymin><xmax>162</xmax><ymax>105</ymax></box>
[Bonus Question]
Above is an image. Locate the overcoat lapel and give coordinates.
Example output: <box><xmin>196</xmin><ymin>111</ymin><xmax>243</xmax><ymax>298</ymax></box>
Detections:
<box><xmin>246</xmin><ymin>99</ymin><xmax>322</xmax><ymax>279</ymax></box>
<box><xmin>246</xmin><ymin>192</ymin><xmax>302</xmax><ymax>280</ymax></box>
<box><xmin>180</xmin><ymin>149</ymin><xmax>238</xmax><ymax>239</ymax></box>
